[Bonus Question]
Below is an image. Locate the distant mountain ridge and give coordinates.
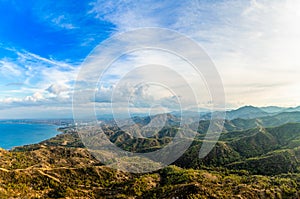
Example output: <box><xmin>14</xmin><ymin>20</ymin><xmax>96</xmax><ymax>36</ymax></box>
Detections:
<box><xmin>226</xmin><ymin>105</ymin><xmax>269</xmax><ymax>119</ymax></box>
<box><xmin>199</xmin><ymin>105</ymin><xmax>300</xmax><ymax>120</ymax></box>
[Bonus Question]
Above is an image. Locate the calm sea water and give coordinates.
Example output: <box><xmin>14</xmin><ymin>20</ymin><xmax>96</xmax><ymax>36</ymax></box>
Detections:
<box><xmin>0</xmin><ymin>123</ymin><xmax>60</xmax><ymax>150</ymax></box>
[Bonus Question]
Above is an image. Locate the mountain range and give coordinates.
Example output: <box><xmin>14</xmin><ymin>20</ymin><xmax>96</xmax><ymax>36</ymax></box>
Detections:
<box><xmin>2</xmin><ymin>105</ymin><xmax>300</xmax><ymax>198</ymax></box>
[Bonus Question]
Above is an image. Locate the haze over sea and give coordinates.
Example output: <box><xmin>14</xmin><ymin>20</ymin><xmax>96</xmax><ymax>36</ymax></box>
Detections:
<box><xmin>0</xmin><ymin>123</ymin><xmax>60</xmax><ymax>150</ymax></box>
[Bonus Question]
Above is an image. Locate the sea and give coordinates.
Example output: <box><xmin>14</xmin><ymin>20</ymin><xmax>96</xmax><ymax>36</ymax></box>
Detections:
<box><xmin>0</xmin><ymin>123</ymin><xmax>60</xmax><ymax>150</ymax></box>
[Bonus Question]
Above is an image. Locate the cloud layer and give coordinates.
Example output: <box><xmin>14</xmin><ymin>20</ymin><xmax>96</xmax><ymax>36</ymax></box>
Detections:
<box><xmin>1</xmin><ymin>0</ymin><xmax>300</xmax><ymax>118</ymax></box>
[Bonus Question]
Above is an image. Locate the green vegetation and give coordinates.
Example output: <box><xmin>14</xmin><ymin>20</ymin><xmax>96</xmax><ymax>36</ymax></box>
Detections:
<box><xmin>1</xmin><ymin>158</ymin><xmax>300</xmax><ymax>198</ymax></box>
<box><xmin>2</xmin><ymin>110</ymin><xmax>300</xmax><ymax>198</ymax></box>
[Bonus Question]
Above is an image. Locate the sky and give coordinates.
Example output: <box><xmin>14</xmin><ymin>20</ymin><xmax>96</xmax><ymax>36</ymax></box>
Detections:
<box><xmin>0</xmin><ymin>0</ymin><xmax>300</xmax><ymax>119</ymax></box>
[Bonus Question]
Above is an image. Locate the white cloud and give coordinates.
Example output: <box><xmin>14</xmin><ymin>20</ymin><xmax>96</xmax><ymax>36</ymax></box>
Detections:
<box><xmin>0</xmin><ymin>92</ymin><xmax>44</xmax><ymax>105</ymax></box>
<box><xmin>46</xmin><ymin>84</ymin><xmax>69</xmax><ymax>95</ymax></box>
<box><xmin>0</xmin><ymin>48</ymin><xmax>78</xmax><ymax>115</ymax></box>
<box><xmin>89</xmin><ymin>0</ymin><xmax>300</xmax><ymax>107</ymax></box>
<box><xmin>25</xmin><ymin>92</ymin><xmax>44</xmax><ymax>102</ymax></box>
<box><xmin>2</xmin><ymin>0</ymin><xmax>300</xmax><ymax>118</ymax></box>
<box><xmin>74</xmin><ymin>41</ymin><xmax>213</xmax><ymax>120</ymax></box>
<box><xmin>89</xmin><ymin>0</ymin><xmax>169</xmax><ymax>31</ymax></box>
<box><xmin>0</xmin><ymin>60</ymin><xmax>24</xmax><ymax>78</ymax></box>
<box><xmin>51</xmin><ymin>15</ymin><xmax>76</xmax><ymax>29</ymax></box>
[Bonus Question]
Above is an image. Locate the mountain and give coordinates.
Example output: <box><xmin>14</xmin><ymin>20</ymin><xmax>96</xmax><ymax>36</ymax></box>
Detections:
<box><xmin>260</xmin><ymin>106</ymin><xmax>287</xmax><ymax>113</ymax></box>
<box><xmin>259</xmin><ymin>111</ymin><xmax>300</xmax><ymax>127</ymax></box>
<box><xmin>226</xmin><ymin>105</ymin><xmax>269</xmax><ymax>120</ymax></box>
<box><xmin>3</xmin><ymin>108</ymin><xmax>300</xmax><ymax>197</ymax></box>
<box><xmin>99</xmin><ymin>112</ymin><xmax>300</xmax><ymax>175</ymax></box>
<box><xmin>285</xmin><ymin>106</ymin><xmax>300</xmax><ymax>112</ymax></box>
<box><xmin>260</xmin><ymin>105</ymin><xmax>300</xmax><ymax>114</ymax></box>
<box><xmin>175</xmin><ymin>122</ymin><xmax>300</xmax><ymax>175</ymax></box>
<box><xmin>227</xmin><ymin>111</ymin><xmax>300</xmax><ymax>130</ymax></box>
<box><xmin>200</xmin><ymin>105</ymin><xmax>269</xmax><ymax>120</ymax></box>
<box><xmin>1</xmin><ymin>127</ymin><xmax>300</xmax><ymax>198</ymax></box>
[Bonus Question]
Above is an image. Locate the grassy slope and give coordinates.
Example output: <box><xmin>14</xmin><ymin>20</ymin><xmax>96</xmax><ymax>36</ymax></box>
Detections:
<box><xmin>1</xmin><ymin>144</ymin><xmax>300</xmax><ymax>198</ymax></box>
<box><xmin>2</xmin><ymin>119</ymin><xmax>300</xmax><ymax>198</ymax></box>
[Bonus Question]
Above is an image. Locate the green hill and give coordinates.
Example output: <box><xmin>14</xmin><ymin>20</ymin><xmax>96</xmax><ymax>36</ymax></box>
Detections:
<box><xmin>2</xmin><ymin>111</ymin><xmax>300</xmax><ymax>197</ymax></box>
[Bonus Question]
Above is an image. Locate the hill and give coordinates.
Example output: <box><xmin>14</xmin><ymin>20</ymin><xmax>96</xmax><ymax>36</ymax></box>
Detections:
<box><xmin>226</xmin><ymin>105</ymin><xmax>270</xmax><ymax>119</ymax></box>
<box><xmin>2</xmin><ymin>109</ymin><xmax>300</xmax><ymax>197</ymax></box>
<box><xmin>0</xmin><ymin>129</ymin><xmax>300</xmax><ymax>198</ymax></box>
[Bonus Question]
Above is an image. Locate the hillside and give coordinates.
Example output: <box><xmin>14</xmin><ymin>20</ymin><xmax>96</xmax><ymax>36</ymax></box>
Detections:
<box><xmin>1</xmin><ymin>129</ymin><xmax>300</xmax><ymax>198</ymax></box>
<box><xmin>2</xmin><ymin>110</ymin><xmax>300</xmax><ymax>198</ymax></box>
<box><xmin>226</xmin><ymin>105</ymin><xmax>270</xmax><ymax>120</ymax></box>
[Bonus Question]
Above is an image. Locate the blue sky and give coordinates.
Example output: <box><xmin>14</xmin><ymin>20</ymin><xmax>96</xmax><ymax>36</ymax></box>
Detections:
<box><xmin>1</xmin><ymin>0</ymin><xmax>300</xmax><ymax>118</ymax></box>
<box><xmin>0</xmin><ymin>0</ymin><xmax>113</xmax><ymax>61</ymax></box>
<box><xmin>0</xmin><ymin>0</ymin><xmax>115</xmax><ymax>118</ymax></box>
